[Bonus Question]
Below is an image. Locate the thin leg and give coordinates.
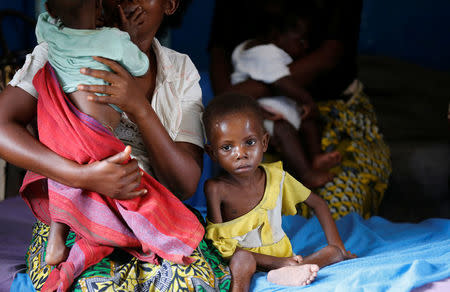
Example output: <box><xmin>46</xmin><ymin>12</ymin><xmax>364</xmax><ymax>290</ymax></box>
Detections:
<box><xmin>301</xmin><ymin>245</ymin><xmax>345</xmax><ymax>268</ymax></box>
<box><xmin>272</xmin><ymin>120</ymin><xmax>333</xmax><ymax>188</ymax></box>
<box><xmin>46</xmin><ymin>221</ymin><xmax>70</xmax><ymax>266</ymax></box>
<box><xmin>229</xmin><ymin>249</ymin><xmax>257</xmax><ymax>292</ymax></box>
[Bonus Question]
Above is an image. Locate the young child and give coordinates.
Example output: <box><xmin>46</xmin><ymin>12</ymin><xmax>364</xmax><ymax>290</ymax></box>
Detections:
<box><xmin>203</xmin><ymin>93</ymin><xmax>355</xmax><ymax>290</ymax></box>
<box><xmin>230</xmin><ymin>0</ymin><xmax>341</xmax><ymax>188</ymax></box>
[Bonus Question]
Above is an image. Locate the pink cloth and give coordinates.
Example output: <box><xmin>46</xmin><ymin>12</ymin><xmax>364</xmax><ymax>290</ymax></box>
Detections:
<box><xmin>20</xmin><ymin>63</ymin><xmax>204</xmax><ymax>291</ymax></box>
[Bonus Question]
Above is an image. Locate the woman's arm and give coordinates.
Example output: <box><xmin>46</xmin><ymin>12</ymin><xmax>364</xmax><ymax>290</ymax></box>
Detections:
<box><xmin>288</xmin><ymin>40</ymin><xmax>345</xmax><ymax>87</ymax></box>
<box><xmin>79</xmin><ymin>57</ymin><xmax>203</xmax><ymax>200</ymax></box>
<box><xmin>135</xmin><ymin>105</ymin><xmax>203</xmax><ymax>199</ymax></box>
<box><xmin>0</xmin><ymin>85</ymin><xmax>144</xmax><ymax>199</ymax></box>
<box><xmin>209</xmin><ymin>40</ymin><xmax>344</xmax><ymax>98</ymax></box>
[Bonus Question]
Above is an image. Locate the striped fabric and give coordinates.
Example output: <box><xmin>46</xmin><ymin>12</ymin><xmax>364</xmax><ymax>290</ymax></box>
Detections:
<box><xmin>20</xmin><ymin>63</ymin><xmax>204</xmax><ymax>291</ymax></box>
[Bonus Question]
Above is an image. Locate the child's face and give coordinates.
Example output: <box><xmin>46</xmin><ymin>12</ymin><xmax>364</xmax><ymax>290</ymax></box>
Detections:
<box><xmin>207</xmin><ymin>111</ymin><xmax>269</xmax><ymax>178</ymax></box>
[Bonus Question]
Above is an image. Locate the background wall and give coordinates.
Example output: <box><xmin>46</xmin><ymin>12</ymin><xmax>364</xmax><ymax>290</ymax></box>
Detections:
<box><xmin>3</xmin><ymin>0</ymin><xmax>449</xmax><ymax>72</ymax></box>
<box><xmin>0</xmin><ymin>0</ymin><xmax>35</xmax><ymax>56</ymax></box>
<box><xmin>358</xmin><ymin>0</ymin><xmax>450</xmax><ymax>71</ymax></box>
<box><xmin>170</xmin><ymin>0</ymin><xmax>450</xmax><ymax>72</ymax></box>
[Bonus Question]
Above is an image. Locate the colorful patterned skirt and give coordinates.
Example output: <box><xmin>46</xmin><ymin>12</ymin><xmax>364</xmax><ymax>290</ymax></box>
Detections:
<box><xmin>26</xmin><ymin>209</ymin><xmax>231</xmax><ymax>291</ymax></box>
<box><xmin>298</xmin><ymin>87</ymin><xmax>392</xmax><ymax>220</ymax></box>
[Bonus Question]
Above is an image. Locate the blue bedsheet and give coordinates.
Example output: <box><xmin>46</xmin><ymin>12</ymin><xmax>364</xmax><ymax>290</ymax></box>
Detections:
<box><xmin>250</xmin><ymin>213</ymin><xmax>450</xmax><ymax>292</ymax></box>
<box><xmin>9</xmin><ymin>213</ymin><xmax>450</xmax><ymax>292</ymax></box>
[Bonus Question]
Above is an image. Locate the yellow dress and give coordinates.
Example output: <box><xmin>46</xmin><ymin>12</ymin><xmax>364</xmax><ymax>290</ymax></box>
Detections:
<box><xmin>206</xmin><ymin>161</ymin><xmax>311</xmax><ymax>259</ymax></box>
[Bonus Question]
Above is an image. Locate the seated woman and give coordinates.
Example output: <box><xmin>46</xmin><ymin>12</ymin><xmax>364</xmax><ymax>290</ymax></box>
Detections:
<box><xmin>0</xmin><ymin>0</ymin><xmax>231</xmax><ymax>291</ymax></box>
<box><xmin>209</xmin><ymin>0</ymin><xmax>391</xmax><ymax>220</ymax></box>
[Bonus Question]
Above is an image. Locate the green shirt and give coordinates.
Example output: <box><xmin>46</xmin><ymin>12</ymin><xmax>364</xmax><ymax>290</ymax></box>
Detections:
<box><xmin>36</xmin><ymin>12</ymin><xmax>149</xmax><ymax>94</ymax></box>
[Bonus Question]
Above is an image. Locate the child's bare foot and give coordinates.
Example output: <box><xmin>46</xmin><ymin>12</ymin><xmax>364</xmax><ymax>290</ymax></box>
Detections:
<box><xmin>302</xmin><ymin>245</ymin><xmax>346</xmax><ymax>268</ymax></box>
<box><xmin>267</xmin><ymin>264</ymin><xmax>319</xmax><ymax>286</ymax></box>
<box><xmin>302</xmin><ymin>169</ymin><xmax>334</xmax><ymax>188</ymax></box>
<box><xmin>312</xmin><ymin>151</ymin><xmax>342</xmax><ymax>171</ymax></box>
<box><xmin>45</xmin><ymin>238</ymin><xmax>69</xmax><ymax>266</ymax></box>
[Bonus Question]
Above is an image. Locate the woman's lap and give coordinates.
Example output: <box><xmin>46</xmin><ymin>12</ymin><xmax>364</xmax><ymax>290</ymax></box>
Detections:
<box><xmin>27</xmin><ymin>212</ymin><xmax>231</xmax><ymax>291</ymax></box>
<box><xmin>297</xmin><ymin>92</ymin><xmax>392</xmax><ymax>219</ymax></box>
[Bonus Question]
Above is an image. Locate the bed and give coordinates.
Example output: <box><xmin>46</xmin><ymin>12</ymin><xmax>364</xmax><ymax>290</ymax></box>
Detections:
<box><xmin>2</xmin><ymin>55</ymin><xmax>450</xmax><ymax>291</ymax></box>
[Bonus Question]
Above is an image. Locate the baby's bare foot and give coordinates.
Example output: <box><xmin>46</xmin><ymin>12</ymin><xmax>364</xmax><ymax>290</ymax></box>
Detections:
<box><xmin>45</xmin><ymin>240</ymin><xmax>69</xmax><ymax>266</ymax></box>
<box><xmin>302</xmin><ymin>169</ymin><xmax>334</xmax><ymax>189</ymax></box>
<box><xmin>312</xmin><ymin>151</ymin><xmax>342</xmax><ymax>171</ymax></box>
<box><xmin>267</xmin><ymin>264</ymin><xmax>319</xmax><ymax>286</ymax></box>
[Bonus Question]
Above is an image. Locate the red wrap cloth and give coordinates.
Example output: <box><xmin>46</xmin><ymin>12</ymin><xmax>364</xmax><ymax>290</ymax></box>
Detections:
<box><xmin>20</xmin><ymin>63</ymin><xmax>204</xmax><ymax>291</ymax></box>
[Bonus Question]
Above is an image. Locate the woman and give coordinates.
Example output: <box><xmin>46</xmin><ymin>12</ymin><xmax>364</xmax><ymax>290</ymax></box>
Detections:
<box><xmin>209</xmin><ymin>0</ymin><xmax>391</xmax><ymax>220</ymax></box>
<box><xmin>0</xmin><ymin>0</ymin><xmax>230</xmax><ymax>290</ymax></box>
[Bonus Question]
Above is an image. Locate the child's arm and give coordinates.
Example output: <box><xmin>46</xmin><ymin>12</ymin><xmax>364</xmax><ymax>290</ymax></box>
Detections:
<box><xmin>304</xmin><ymin>192</ymin><xmax>356</xmax><ymax>259</ymax></box>
<box><xmin>204</xmin><ymin>179</ymin><xmax>224</xmax><ymax>223</ymax></box>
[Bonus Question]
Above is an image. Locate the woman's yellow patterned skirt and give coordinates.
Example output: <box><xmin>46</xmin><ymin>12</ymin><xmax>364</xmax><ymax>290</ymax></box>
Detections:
<box><xmin>26</xmin><ymin>209</ymin><xmax>231</xmax><ymax>291</ymax></box>
<box><xmin>298</xmin><ymin>89</ymin><xmax>392</xmax><ymax>220</ymax></box>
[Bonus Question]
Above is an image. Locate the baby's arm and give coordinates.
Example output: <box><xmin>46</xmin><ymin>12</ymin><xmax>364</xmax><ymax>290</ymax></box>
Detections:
<box><xmin>304</xmin><ymin>192</ymin><xmax>356</xmax><ymax>259</ymax></box>
<box><xmin>272</xmin><ymin>76</ymin><xmax>315</xmax><ymax>107</ymax></box>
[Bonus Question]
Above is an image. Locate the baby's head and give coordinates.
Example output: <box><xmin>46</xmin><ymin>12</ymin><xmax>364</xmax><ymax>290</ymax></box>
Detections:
<box><xmin>203</xmin><ymin>93</ymin><xmax>269</xmax><ymax>176</ymax></box>
<box><xmin>46</xmin><ymin>0</ymin><xmax>101</xmax><ymax>29</ymax></box>
<box><xmin>255</xmin><ymin>0</ymin><xmax>311</xmax><ymax>59</ymax></box>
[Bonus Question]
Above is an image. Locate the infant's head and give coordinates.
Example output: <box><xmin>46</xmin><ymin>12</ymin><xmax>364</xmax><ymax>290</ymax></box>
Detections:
<box><xmin>46</xmin><ymin>0</ymin><xmax>101</xmax><ymax>29</ymax></box>
<box><xmin>254</xmin><ymin>0</ymin><xmax>312</xmax><ymax>59</ymax></box>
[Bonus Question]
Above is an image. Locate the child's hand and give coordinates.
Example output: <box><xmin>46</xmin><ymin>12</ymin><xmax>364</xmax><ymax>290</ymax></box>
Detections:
<box><xmin>342</xmin><ymin>249</ymin><xmax>357</xmax><ymax>260</ymax></box>
<box><xmin>118</xmin><ymin>5</ymin><xmax>144</xmax><ymax>46</ymax></box>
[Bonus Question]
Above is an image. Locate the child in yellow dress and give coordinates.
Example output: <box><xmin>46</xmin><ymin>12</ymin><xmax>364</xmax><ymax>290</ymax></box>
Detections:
<box><xmin>203</xmin><ymin>93</ymin><xmax>356</xmax><ymax>291</ymax></box>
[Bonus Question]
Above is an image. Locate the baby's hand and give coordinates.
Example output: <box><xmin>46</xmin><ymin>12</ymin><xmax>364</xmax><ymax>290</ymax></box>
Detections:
<box><xmin>300</xmin><ymin>103</ymin><xmax>319</xmax><ymax>121</ymax></box>
<box><xmin>260</xmin><ymin>107</ymin><xmax>284</xmax><ymax>121</ymax></box>
<box><xmin>300</xmin><ymin>104</ymin><xmax>312</xmax><ymax>120</ymax></box>
<box><xmin>118</xmin><ymin>5</ymin><xmax>145</xmax><ymax>46</ymax></box>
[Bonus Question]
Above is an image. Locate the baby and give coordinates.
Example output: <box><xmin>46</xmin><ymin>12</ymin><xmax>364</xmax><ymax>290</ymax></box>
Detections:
<box><xmin>36</xmin><ymin>0</ymin><xmax>149</xmax><ymax>265</ymax></box>
<box><xmin>230</xmin><ymin>0</ymin><xmax>341</xmax><ymax>188</ymax></box>
<box><xmin>203</xmin><ymin>93</ymin><xmax>356</xmax><ymax>291</ymax></box>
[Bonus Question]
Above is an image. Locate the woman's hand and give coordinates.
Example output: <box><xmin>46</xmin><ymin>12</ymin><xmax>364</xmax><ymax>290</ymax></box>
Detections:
<box><xmin>78</xmin><ymin>56</ymin><xmax>151</xmax><ymax>121</ymax></box>
<box><xmin>118</xmin><ymin>4</ymin><xmax>144</xmax><ymax>45</ymax></box>
<box><xmin>78</xmin><ymin>146</ymin><xmax>146</xmax><ymax>200</ymax></box>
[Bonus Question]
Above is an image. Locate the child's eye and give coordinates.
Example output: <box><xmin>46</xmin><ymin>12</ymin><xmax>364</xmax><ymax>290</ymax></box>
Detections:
<box><xmin>246</xmin><ymin>139</ymin><xmax>256</xmax><ymax>146</ymax></box>
<box><xmin>221</xmin><ymin>145</ymin><xmax>231</xmax><ymax>151</ymax></box>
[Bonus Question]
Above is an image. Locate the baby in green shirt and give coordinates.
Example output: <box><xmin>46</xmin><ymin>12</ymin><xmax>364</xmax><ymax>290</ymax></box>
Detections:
<box><xmin>37</xmin><ymin>0</ymin><xmax>149</xmax><ymax>266</ymax></box>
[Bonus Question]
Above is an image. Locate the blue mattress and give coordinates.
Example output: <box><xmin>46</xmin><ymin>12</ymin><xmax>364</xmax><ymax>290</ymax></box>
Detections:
<box><xmin>250</xmin><ymin>213</ymin><xmax>450</xmax><ymax>292</ymax></box>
